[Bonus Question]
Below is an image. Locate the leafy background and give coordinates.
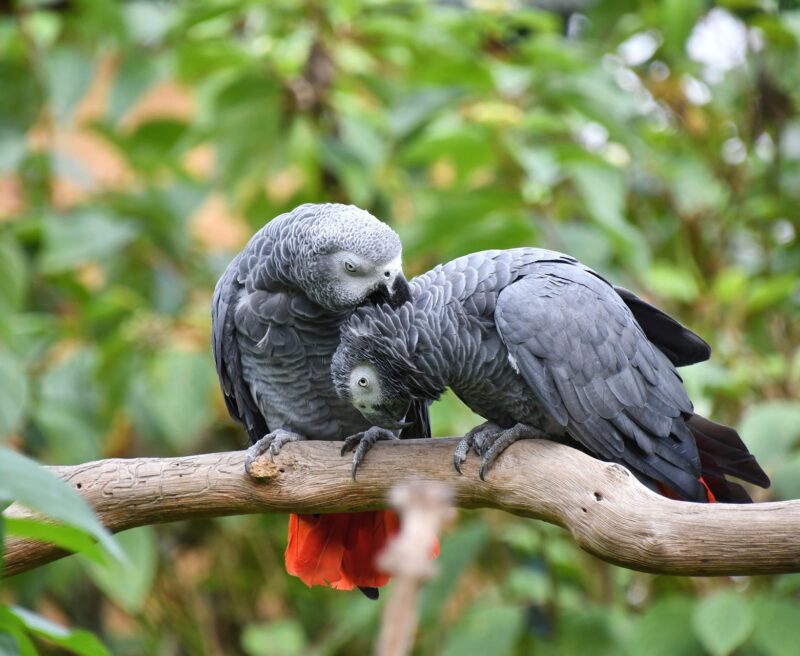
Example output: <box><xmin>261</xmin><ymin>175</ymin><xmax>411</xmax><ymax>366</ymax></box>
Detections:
<box><xmin>1</xmin><ymin>0</ymin><xmax>800</xmax><ymax>654</ymax></box>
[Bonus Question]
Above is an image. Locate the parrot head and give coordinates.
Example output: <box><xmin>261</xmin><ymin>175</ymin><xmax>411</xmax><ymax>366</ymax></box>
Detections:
<box><xmin>291</xmin><ymin>203</ymin><xmax>410</xmax><ymax>312</ymax></box>
<box><xmin>332</xmin><ymin>301</ymin><xmax>442</xmax><ymax>429</ymax></box>
<box><xmin>338</xmin><ymin>361</ymin><xmax>412</xmax><ymax>430</ymax></box>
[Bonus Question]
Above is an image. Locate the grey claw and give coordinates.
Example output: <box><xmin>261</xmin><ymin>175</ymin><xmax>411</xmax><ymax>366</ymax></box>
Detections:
<box><xmin>351</xmin><ymin>435</ymin><xmax>376</xmax><ymax>480</ymax></box>
<box><xmin>341</xmin><ymin>433</ymin><xmax>362</xmax><ymax>456</ymax></box>
<box><xmin>244</xmin><ymin>438</ymin><xmax>271</xmax><ymax>475</ymax></box>
<box><xmin>453</xmin><ymin>438</ymin><xmax>470</xmax><ymax>475</ymax></box>
<box><xmin>245</xmin><ymin>430</ymin><xmax>304</xmax><ymax>475</ymax></box>
<box><xmin>342</xmin><ymin>427</ymin><xmax>397</xmax><ymax>480</ymax></box>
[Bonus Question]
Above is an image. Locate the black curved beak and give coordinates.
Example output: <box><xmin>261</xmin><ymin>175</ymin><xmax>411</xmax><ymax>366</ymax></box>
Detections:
<box><xmin>360</xmin><ymin>402</ymin><xmax>413</xmax><ymax>431</ymax></box>
<box><xmin>367</xmin><ymin>273</ymin><xmax>411</xmax><ymax>309</ymax></box>
<box><xmin>389</xmin><ymin>273</ymin><xmax>412</xmax><ymax>308</ymax></box>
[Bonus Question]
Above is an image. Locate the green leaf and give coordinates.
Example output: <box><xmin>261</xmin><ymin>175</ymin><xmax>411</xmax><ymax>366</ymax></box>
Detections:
<box><xmin>751</xmin><ymin>597</ymin><xmax>800</xmax><ymax>656</ymax></box>
<box><xmin>661</xmin><ymin>0</ymin><xmax>704</xmax><ymax>57</ymax></box>
<box><xmin>390</xmin><ymin>87</ymin><xmax>463</xmax><ymax>140</ymax></box>
<box><xmin>0</xmin><ymin>446</ymin><xmax>120</xmax><ymax>561</ymax></box>
<box><xmin>241</xmin><ymin>620</ymin><xmax>307</xmax><ymax>656</ymax></box>
<box><xmin>740</xmin><ymin>401</ymin><xmax>800</xmax><ymax>468</ymax></box>
<box><xmin>39</xmin><ymin>210</ymin><xmax>138</xmax><ymax>274</ymax></box>
<box><xmin>430</xmin><ymin>391</ymin><xmax>486</xmax><ymax>440</ymax></box>
<box><xmin>0</xmin><ymin>350</ymin><xmax>28</xmax><ymax>439</ymax></box>
<box><xmin>0</xmin><ymin>239</ymin><xmax>27</xmax><ymax>314</ymax></box>
<box><xmin>0</xmin><ymin>64</ymin><xmax>34</xmax><ymax>127</ymax></box>
<box><xmin>85</xmin><ymin>527</ymin><xmax>156</xmax><ymax>613</ymax></box>
<box><xmin>440</xmin><ymin>604</ymin><xmax>524</xmax><ymax>656</ymax></box>
<box><xmin>643</xmin><ymin>264</ymin><xmax>700</xmax><ymax>302</ymax></box>
<box><xmin>45</xmin><ymin>47</ymin><xmax>95</xmax><ymax>125</ymax></box>
<box><xmin>769</xmin><ymin>453</ymin><xmax>800</xmax><ymax>501</ymax></box>
<box><xmin>692</xmin><ymin>590</ymin><xmax>754</xmax><ymax>656</ymax></box>
<box><xmin>5</xmin><ymin>517</ymin><xmax>105</xmax><ymax>565</ymax></box>
<box><xmin>108</xmin><ymin>57</ymin><xmax>159</xmax><ymax>124</ymax></box>
<box><xmin>0</xmin><ymin>631</ymin><xmax>20</xmax><ymax>656</ymax></box>
<box><xmin>0</xmin><ymin>128</ymin><xmax>26</xmax><ymax>174</ymax></box>
<box><xmin>123</xmin><ymin>0</ymin><xmax>176</xmax><ymax>47</ymax></box>
<box><xmin>142</xmin><ymin>350</ymin><xmax>216</xmax><ymax>449</ymax></box>
<box><xmin>419</xmin><ymin>521</ymin><xmax>490</xmax><ymax>623</ymax></box>
<box><xmin>558</xmin><ymin>608</ymin><xmax>623</xmax><ymax>656</ymax></box>
<box><xmin>628</xmin><ymin>597</ymin><xmax>704</xmax><ymax>656</ymax></box>
<box><xmin>9</xmin><ymin>606</ymin><xmax>110</xmax><ymax>656</ymax></box>
<box><xmin>0</xmin><ymin>605</ymin><xmax>52</xmax><ymax>656</ymax></box>
<box><xmin>570</xmin><ymin>162</ymin><xmax>628</xmax><ymax>233</ymax></box>
<box><xmin>669</xmin><ymin>160</ymin><xmax>727</xmax><ymax>216</ymax></box>
<box><xmin>34</xmin><ymin>349</ymin><xmax>104</xmax><ymax>464</ymax></box>
<box><xmin>0</xmin><ymin>60</ymin><xmax>42</xmax><ymax>142</ymax></box>
<box><xmin>746</xmin><ymin>276</ymin><xmax>799</xmax><ymax>313</ymax></box>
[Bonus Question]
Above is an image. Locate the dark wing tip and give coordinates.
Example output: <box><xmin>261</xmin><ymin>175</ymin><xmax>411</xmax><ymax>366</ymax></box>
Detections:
<box><xmin>614</xmin><ymin>286</ymin><xmax>712</xmax><ymax>366</ymax></box>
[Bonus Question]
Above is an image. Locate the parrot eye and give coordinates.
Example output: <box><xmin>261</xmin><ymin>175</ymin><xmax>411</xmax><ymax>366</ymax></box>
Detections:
<box><xmin>357</xmin><ymin>377</ymin><xmax>369</xmax><ymax>388</ymax></box>
<box><xmin>344</xmin><ymin>261</ymin><xmax>358</xmax><ymax>273</ymax></box>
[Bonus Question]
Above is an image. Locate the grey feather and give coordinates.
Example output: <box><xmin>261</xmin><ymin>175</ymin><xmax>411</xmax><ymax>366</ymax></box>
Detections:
<box><xmin>333</xmin><ymin>247</ymin><xmax>768</xmax><ymax>503</ymax></box>
<box><xmin>212</xmin><ymin>203</ymin><xmax>430</xmax><ymax>447</ymax></box>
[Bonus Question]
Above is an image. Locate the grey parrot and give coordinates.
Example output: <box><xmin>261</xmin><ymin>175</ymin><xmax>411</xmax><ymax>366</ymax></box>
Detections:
<box><xmin>211</xmin><ymin>203</ymin><xmax>429</xmax><ymax>597</ymax></box>
<box><xmin>332</xmin><ymin>247</ymin><xmax>769</xmax><ymax>503</ymax></box>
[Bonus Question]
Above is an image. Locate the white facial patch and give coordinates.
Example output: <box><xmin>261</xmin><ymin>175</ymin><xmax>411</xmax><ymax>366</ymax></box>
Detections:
<box><xmin>380</xmin><ymin>254</ymin><xmax>402</xmax><ymax>279</ymax></box>
<box><xmin>349</xmin><ymin>364</ymin><xmax>382</xmax><ymax>407</ymax></box>
<box><xmin>330</xmin><ymin>250</ymin><xmax>399</xmax><ymax>301</ymax></box>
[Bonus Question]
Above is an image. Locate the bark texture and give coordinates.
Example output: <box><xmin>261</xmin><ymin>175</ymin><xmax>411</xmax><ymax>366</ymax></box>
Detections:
<box><xmin>3</xmin><ymin>438</ymin><xmax>798</xmax><ymax>577</ymax></box>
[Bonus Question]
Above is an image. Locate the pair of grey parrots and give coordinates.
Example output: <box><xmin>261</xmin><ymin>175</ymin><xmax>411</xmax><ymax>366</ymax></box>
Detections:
<box><xmin>211</xmin><ymin>203</ymin><xmax>769</xmax><ymax>597</ymax></box>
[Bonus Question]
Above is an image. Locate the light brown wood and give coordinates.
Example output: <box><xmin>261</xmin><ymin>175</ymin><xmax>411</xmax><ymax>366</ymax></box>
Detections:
<box><xmin>3</xmin><ymin>438</ymin><xmax>799</xmax><ymax>578</ymax></box>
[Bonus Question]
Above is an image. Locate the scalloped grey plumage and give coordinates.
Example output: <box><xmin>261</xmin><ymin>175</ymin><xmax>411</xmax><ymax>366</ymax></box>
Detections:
<box><xmin>212</xmin><ymin>202</ymin><xmax>429</xmax><ymax>446</ymax></box>
<box><xmin>333</xmin><ymin>247</ymin><xmax>769</xmax><ymax>503</ymax></box>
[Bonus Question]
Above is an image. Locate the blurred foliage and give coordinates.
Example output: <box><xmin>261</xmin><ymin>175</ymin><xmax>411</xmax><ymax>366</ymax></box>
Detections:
<box><xmin>1</xmin><ymin>0</ymin><xmax>800</xmax><ymax>654</ymax></box>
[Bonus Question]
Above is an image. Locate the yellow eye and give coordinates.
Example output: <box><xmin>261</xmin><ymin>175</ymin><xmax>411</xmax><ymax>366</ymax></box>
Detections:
<box><xmin>344</xmin><ymin>261</ymin><xmax>357</xmax><ymax>273</ymax></box>
<box><xmin>357</xmin><ymin>377</ymin><xmax>369</xmax><ymax>387</ymax></box>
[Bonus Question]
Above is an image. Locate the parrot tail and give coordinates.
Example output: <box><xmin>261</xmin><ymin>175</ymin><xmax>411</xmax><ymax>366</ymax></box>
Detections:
<box><xmin>656</xmin><ymin>478</ymin><xmax>716</xmax><ymax>503</ymax></box>
<box><xmin>656</xmin><ymin>414</ymin><xmax>770</xmax><ymax>503</ymax></box>
<box><xmin>285</xmin><ymin>511</ymin><xmax>400</xmax><ymax>595</ymax></box>
<box><xmin>688</xmin><ymin>414</ymin><xmax>770</xmax><ymax>503</ymax></box>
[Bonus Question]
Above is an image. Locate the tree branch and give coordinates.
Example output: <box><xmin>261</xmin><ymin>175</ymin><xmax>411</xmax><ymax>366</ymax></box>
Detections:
<box><xmin>3</xmin><ymin>438</ymin><xmax>799</xmax><ymax>578</ymax></box>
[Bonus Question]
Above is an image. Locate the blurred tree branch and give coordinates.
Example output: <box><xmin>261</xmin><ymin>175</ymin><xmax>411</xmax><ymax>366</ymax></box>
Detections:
<box><xmin>3</xmin><ymin>438</ymin><xmax>799</xmax><ymax>578</ymax></box>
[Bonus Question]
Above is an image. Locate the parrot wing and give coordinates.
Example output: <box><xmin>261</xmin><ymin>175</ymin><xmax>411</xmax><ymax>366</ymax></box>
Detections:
<box><xmin>495</xmin><ymin>262</ymin><xmax>707</xmax><ymax>501</ymax></box>
<box><xmin>212</xmin><ymin>253</ymin><xmax>269</xmax><ymax>444</ymax></box>
<box><xmin>611</xmin><ymin>285</ymin><xmax>711</xmax><ymax>366</ymax></box>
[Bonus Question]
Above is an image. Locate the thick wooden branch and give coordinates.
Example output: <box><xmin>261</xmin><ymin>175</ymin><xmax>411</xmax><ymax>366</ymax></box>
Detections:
<box><xmin>3</xmin><ymin>438</ymin><xmax>799</xmax><ymax>578</ymax></box>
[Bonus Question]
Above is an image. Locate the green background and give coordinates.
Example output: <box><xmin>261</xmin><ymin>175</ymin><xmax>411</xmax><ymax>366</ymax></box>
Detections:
<box><xmin>1</xmin><ymin>1</ymin><xmax>800</xmax><ymax>654</ymax></box>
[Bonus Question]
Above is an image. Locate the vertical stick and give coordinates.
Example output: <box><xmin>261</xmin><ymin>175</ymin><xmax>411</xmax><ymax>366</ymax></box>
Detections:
<box><xmin>375</xmin><ymin>480</ymin><xmax>454</xmax><ymax>656</ymax></box>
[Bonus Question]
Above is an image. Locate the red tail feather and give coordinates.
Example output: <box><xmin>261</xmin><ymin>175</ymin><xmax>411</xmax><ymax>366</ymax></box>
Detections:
<box><xmin>699</xmin><ymin>477</ymin><xmax>716</xmax><ymax>503</ymax></box>
<box><xmin>285</xmin><ymin>511</ymin><xmax>401</xmax><ymax>590</ymax></box>
<box><xmin>656</xmin><ymin>476</ymin><xmax>716</xmax><ymax>503</ymax></box>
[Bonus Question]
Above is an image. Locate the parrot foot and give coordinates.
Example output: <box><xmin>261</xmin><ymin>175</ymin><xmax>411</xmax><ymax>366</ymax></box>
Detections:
<box><xmin>341</xmin><ymin>426</ymin><xmax>398</xmax><ymax>480</ymax></box>
<box><xmin>478</xmin><ymin>423</ymin><xmax>547</xmax><ymax>480</ymax></box>
<box><xmin>454</xmin><ymin>421</ymin><xmax>503</xmax><ymax>474</ymax></box>
<box><xmin>244</xmin><ymin>429</ymin><xmax>305</xmax><ymax>475</ymax></box>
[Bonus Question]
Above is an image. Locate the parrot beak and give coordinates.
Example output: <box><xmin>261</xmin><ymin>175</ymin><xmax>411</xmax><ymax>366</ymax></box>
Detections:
<box><xmin>361</xmin><ymin>403</ymin><xmax>411</xmax><ymax>431</ymax></box>
<box><xmin>387</xmin><ymin>273</ymin><xmax>412</xmax><ymax>308</ymax></box>
<box><xmin>366</xmin><ymin>272</ymin><xmax>411</xmax><ymax>308</ymax></box>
